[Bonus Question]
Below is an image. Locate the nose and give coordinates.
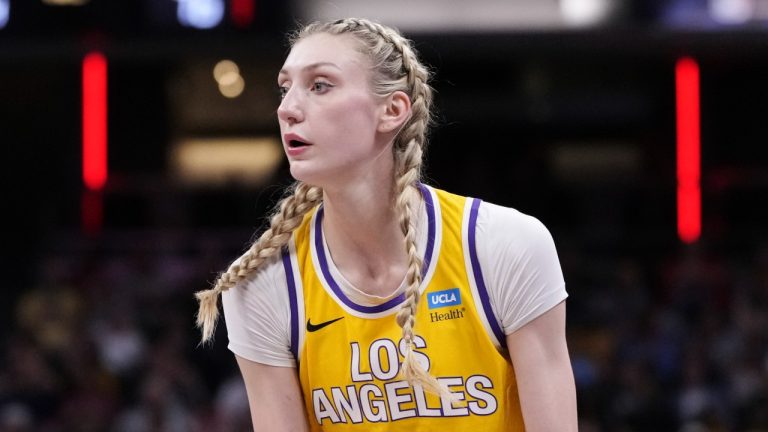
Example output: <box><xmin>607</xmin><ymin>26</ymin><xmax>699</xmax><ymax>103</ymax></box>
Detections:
<box><xmin>277</xmin><ymin>88</ymin><xmax>304</xmax><ymax>125</ymax></box>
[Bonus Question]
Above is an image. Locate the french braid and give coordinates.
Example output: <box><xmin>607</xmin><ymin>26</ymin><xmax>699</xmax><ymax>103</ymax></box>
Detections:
<box><xmin>294</xmin><ymin>19</ymin><xmax>450</xmax><ymax>397</ymax></box>
<box><xmin>196</xmin><ymin>181</ymin><xmax>322</xmax><ymax>342</ymax></box>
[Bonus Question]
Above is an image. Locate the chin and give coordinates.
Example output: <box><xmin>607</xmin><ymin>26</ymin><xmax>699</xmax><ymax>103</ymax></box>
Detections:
<box><xmin>289</xmin><ymin>164</ymin><xmax>325</xmax><ymax>187</ymax></box>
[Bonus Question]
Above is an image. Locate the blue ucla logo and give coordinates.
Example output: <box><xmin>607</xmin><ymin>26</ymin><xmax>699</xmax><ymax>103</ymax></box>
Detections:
<box><xmin>428</xmin><ymin>288</ymin><xmax>461</xmax><ymax>309</ymax></box>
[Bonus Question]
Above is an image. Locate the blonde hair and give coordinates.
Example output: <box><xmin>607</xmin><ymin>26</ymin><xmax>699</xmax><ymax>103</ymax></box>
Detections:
<box><xmin>196</xmin><ymin>17</ymin><xmax>447</xmax><ymax>395</ymax></box>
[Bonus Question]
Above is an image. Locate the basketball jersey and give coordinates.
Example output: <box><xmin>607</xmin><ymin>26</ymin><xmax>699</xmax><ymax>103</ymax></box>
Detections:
<box><xmin>280</xmin><ymin>185</ymin><xmax>525</xmax><ymax>431</ymax></box>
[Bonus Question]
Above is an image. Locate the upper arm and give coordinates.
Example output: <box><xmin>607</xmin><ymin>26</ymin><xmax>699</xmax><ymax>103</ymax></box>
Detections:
<box><xmin>221</xmin><ymin>257</ymin><xmax>297</xmax><ymax>367</ymax></box>
<box><xmin>506</xmin><ymin>301</ymin><xmax>577</xmax><ymax>432</ymax></box>
<box><xmin>475</xmin><ymin>202</ymin><xmax>575</xmax><ymax>429</ymax></box>
<box><xmin>235</xmin><ymin>355</ymin><xmax>309</xmax><ymax>432</ymax></box>
<box><xmin>475</xmin><ymin>203</ymin><xmax>568</xmax><ymax>335</ymax></box>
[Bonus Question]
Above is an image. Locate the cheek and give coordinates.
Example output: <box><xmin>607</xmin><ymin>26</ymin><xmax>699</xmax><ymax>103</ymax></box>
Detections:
<box><xmin>321</xmin><ymin>94</ymin><xmax>379</xmax><ymax>143</ymax></box>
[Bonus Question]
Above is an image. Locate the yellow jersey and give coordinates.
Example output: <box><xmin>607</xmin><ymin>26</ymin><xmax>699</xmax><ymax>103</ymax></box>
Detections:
<box><xmin>281</xmin><ymin>185</ymin><xmax>524</xmax><ymax>431</ymax></box>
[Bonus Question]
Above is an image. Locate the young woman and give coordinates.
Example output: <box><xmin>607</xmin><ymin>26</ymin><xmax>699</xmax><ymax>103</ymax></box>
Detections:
<box><xmin>196</xmin><ymin>17</ymin><xmax>578</xmax><ymax>431</ymax></box>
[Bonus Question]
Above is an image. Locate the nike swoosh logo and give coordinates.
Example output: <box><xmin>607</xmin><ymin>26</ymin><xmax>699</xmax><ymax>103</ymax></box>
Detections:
<box><xmin>306</xmin><ymin>316</ymin><xmax>344</xmax><ymax>332</ymax></box>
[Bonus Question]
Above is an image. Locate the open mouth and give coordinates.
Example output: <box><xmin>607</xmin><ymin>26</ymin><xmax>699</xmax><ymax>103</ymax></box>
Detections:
<box><xmin>288</xmin><ymin>139</ymin><xmax>310</xmax><ymax>148</ymax></box>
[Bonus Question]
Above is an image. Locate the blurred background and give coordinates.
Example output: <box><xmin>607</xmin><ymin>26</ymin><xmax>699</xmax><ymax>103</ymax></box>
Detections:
<box><xmin>1</xmin><ymin>0</ymin><xmax>768</xmax><ymax>431</ymax></box>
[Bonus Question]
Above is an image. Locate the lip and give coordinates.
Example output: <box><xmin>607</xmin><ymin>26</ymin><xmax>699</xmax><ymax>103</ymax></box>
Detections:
<box><xmin>283</xmin><ymin>132</ymin><xmax>313</xmax><ymax>157</ymax></box>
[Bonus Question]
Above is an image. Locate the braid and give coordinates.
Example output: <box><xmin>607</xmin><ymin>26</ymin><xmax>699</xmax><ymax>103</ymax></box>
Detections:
<box><xmin>389</xmin><ymin>43</ymin><xmax>445</xmax><ymax>394</ymax></box>
<box><xmin>196</xmin><ymin>182</ymin><xmax>323</xmax><ymax>342</ymax></box>
<box><xmin>356</xmin><ymin>19</ymin><xmax>448</xmax><ymax>397</ymax></box>
<box><xmin>393</xmin><ymin>141</ymin><xmax>454</xmax><ymax>397</ymax></box>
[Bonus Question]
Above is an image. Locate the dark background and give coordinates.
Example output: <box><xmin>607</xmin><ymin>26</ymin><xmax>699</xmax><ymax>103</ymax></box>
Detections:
<box><xmin>1</xmin><ymin>0</ymin><xmax>767</xmax><ymax>430</ymax></box>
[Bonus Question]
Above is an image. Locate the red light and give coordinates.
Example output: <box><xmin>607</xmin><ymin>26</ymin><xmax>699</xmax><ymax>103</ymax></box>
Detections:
<box><xmin>82</xmin><ymin>51</ymin><xmax>107</xmax><ymax>191</ymax></box>
<box><xmin>675</xmin><ymin>57</ymin><xmax>701</xmax><ymax>244</ymax></box>
<box><xmin>230</xmin><ymin>0</ymin><xmax>255</xmax><ymax>28</ymax></box>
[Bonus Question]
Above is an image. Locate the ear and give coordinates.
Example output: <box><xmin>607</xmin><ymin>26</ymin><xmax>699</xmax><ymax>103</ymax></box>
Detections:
<box><xmin>377</xmin><ymin>91</ymin><xmax>412</xmax><ymax>133</ymax></box>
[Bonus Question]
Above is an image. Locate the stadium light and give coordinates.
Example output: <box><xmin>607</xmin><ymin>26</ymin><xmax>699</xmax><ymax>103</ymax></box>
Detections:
<box><xmin>82</xmin><ymin>51</ymin><xmax>108</xmax><ymax>236</ymax></box>
<box><xmin>82</xmin><ymin>51</ymin><xmax>108</xmax><ymax>191</ymax></box>
<box><xmin>230</xmin><ymin>0</ymin><xmax>255</xmax><ymax>28</ymax></box>
<box><xmin>41</xmin><ymin>0</ymin><xmax>90</xmax><ymax>5</ymax></box>
<box><xmin>676</xmin><ymin>57</ymin><xmax>701</xmax><ymax>244</ymax></box>
<box><xmin>0</xmin><ymin>0</ymin><xmax>9</xmax><ymax>29</ymax></box>
<box><xmin>177</xmin><ymin>0</ymin><xmax>225</xmax><ymax>29</ymax></box>
<box><xmin>560</xmin><ymin>0</ymin><xmax>615</xmax><ymax>27</ymax></box>
<box><xmin>171</xmin><ymin>137</ymin><xmax>283</xmax><ymax>186</ymax></box>
<box><xmin>213</xmin><ymin>59</ymin><xmax>245</xmax><ymax>98</ymax></box>
<box><xmin>708</xmin><ymin>0</ymin><xmax>754</xmax><ymax>25</ymax></box>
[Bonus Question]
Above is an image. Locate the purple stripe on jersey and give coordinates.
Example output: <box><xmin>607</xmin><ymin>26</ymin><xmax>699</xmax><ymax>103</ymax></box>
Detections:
<box><xmin>419</xmin><ymin>183</ymin><xmax>436</xmax><ymax>277</ymax></box>
<box><xmin>468</xmin><ymin>198</ymin><xmax>507</xmax><ymax>347</ymax></box>
<box><xmin>314</xmin><ymin>184</ymin><xmax>436</xmax><ymax>314</ymax></box>
<box><xmin>281</xmin><ymin>249</ymin><xmax>299</xmax><ymax>360</ymax></box>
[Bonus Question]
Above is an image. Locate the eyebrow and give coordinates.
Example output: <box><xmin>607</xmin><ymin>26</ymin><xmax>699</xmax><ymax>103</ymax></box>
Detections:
<box><xmin>278</xmin><ymin>62</ymin><xmax>342</xmax><ymax>76</ymax></box>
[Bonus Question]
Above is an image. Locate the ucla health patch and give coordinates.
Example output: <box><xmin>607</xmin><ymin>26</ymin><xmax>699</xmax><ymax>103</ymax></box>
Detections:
<box><xmin>428</xmin><ymin>288</ymin><xmax>462</xmax><ymax>309</ymax></box>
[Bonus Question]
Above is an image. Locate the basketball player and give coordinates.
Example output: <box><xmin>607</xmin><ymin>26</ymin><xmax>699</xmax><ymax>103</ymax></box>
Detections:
<box><xmin>196</xmin><ymin>18</ymin><xmax>578</xmax><ymax>431</ymax></box>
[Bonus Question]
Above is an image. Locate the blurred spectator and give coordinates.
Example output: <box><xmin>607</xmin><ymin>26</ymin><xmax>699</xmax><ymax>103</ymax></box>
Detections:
<box><xmin>1</xmin><ymin>229</ymin><xmax>767</xmax><ymax>430</ymax></box>
<box><xmin>0</xmin><ymin>402</ymin><xmax>33</xmax><ymax>432</ymax></box>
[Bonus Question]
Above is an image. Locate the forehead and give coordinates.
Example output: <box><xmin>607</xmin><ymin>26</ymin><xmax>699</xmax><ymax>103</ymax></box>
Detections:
<box><xmin>280</xmin><ymin>33</ymin><xmax>368</xmax><ymax>76</ymax></box>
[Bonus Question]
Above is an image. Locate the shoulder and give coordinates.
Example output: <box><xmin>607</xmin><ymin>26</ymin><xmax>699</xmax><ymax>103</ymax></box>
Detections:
<box><xmin>221</xmin><ymin>253</ymin><xmax>296</xmax><ymax>367</ymax></box>
<box><xmin>425</xmin><ymin>185</ymin><xmax>556</xmax><ymax>253</ymax></box>
<box><xmin>475</xmin><ymin>200</ymin><xmax>557</xmax><ymax>256</ymax></box>
<box><xmin>221</xmin><ymin>254</ymin><xmax>289</xmax><ymax>332</ymax></box>
<box><xmin>470</xmin><ymin>199</ymin><xmax>567</xmax><ymax>335</ymax></box>
<box><xmin>222</xmin><ymin>253</ymin><xmax>287</xmax><ymax>308</ymax></box>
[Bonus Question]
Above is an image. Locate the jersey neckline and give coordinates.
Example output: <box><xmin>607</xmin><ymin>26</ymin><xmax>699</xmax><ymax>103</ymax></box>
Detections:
<box><xmin>310</xmin><ymin>183</ymin><xmax>439</xmax><ymax>316</ymax></box>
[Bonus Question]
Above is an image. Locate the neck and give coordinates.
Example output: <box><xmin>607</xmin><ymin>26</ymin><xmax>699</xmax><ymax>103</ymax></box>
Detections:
<box><xmin>321</xmin><ymin>178</ymin><xmax>421</xmax><ymax>296</ymax></box>
<box><xmin>323</xmin><ymin>178</ymin><xmax>403</xmax><ymax>266</ymax></box>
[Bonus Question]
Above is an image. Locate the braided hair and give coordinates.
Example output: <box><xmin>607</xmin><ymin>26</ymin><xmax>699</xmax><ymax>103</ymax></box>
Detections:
<box><xmin>196</xmin><ymin>17</ymin><xmax>446</xmax><ymax>395</ymax></box>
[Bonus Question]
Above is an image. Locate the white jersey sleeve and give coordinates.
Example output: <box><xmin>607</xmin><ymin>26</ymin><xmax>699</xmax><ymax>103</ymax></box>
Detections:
<box><xmin>221</xmin><ymin>255</ymin><xmax>296</xmax><ymax>367</ymax></box>
<box><xmin>474</xmin><ymin>201</ymin><xmax>568</xmax><ymax>335</ymax></box>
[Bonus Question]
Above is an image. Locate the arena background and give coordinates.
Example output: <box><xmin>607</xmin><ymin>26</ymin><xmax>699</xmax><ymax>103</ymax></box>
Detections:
<box><xmin>1</xmin><ymin>1</ymin><xmax>767</xmax><ymax>430</ymax></box>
